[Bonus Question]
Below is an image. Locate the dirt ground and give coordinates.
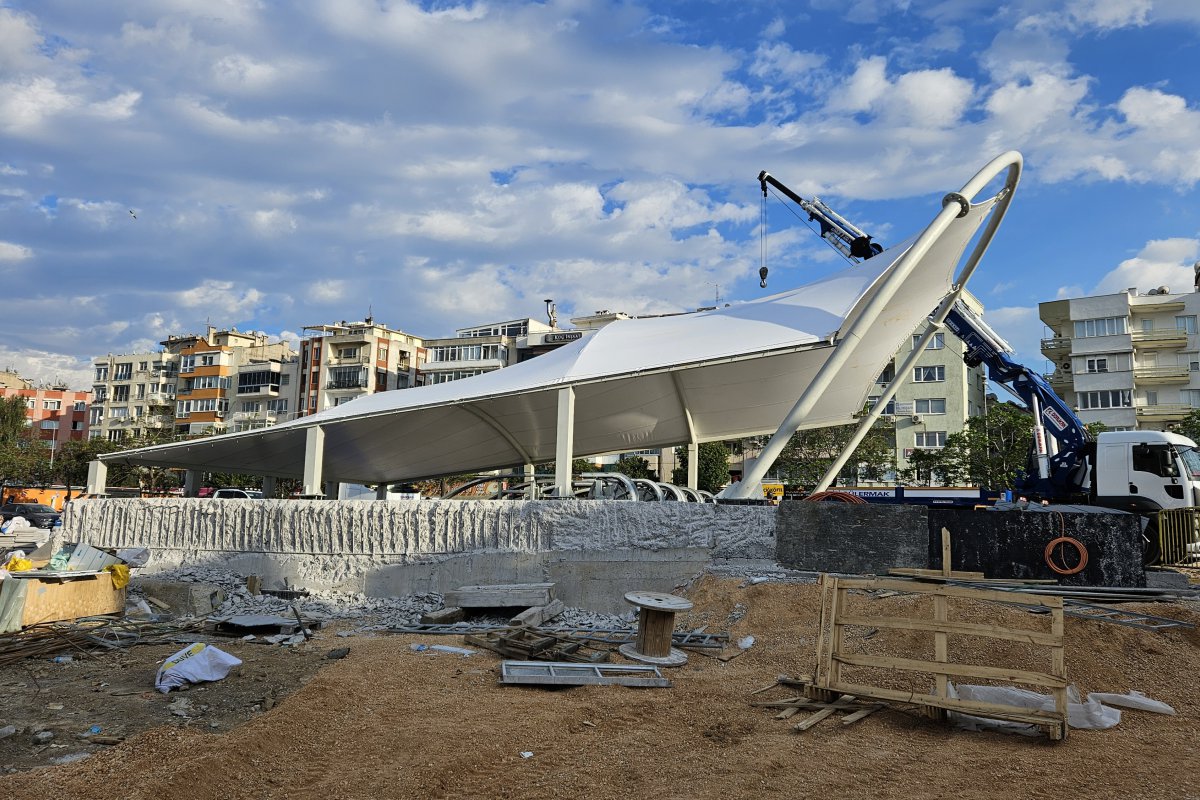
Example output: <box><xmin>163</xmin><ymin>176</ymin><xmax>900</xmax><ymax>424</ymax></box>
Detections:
<box><xmin>1</xmin><ymin>576</ymin><xmax>1198</xmax><ymax>800</ymax></box>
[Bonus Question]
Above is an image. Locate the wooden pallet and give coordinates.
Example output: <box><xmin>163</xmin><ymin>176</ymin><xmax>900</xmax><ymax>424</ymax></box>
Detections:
<box><xmin>464</xmin><ymin>626</ymin><xmax>609</xmax><ymax>663</ymax></box>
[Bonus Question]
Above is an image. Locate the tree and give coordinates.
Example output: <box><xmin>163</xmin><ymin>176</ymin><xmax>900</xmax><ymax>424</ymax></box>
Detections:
<box><xmin>615</xmin><ymin>455</ymin><xmax>656</xmax><ymax>480</ymax></box>
<box><xmin>52</xmin><ymin>438</ymin><xmax>122</xmax><ymax>497</ymax></box>
<box><xmin>766</xmin><ymin>419</ymin><xmax>896</xmax><ymax>489</ymax></box>
<box><xmin>0</xmin><ymin>395</ymin><xmax>29</xmax><ymax>444</ymax></box>
<box><xmin>672</xmin><ymin>441</ymin><xmax>730</xmax><ymax>493</ymax></box>
<box><xmin>903</xmin><ymin>401</ymin><xmax>1033</xmax><ymax>488</ymax></box>
<box><xmin>1176</xmin><ymin>410</ymin><xmax>1200</xmax><ymax>444</ymax></box>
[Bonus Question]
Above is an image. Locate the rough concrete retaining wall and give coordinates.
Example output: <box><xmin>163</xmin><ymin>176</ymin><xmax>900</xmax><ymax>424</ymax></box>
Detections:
<box><xmin>62</xmin><ymin>499</ymin><xmax>776</xmax><ymax>613</ymax></box>
<box><xmin>929</xmin><ymin>508</ymin><xmax>1145</xmax><ymax>587</ymax></box>
<box><xmin>774</xmin><ymin>501</ymin><xmax>929</xmax><ymax>574</ymax></box>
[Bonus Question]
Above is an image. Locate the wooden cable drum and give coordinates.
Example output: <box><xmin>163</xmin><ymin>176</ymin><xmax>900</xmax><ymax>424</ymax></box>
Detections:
<box><xmin>619</xmin><ymin>591</ymin><xmax>693</xmax><ymax>667</ymax></box>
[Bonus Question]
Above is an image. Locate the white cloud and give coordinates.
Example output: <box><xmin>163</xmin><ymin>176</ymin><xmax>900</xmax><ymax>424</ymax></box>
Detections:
<box><xmin>0</xmin><ymin>8</ymin><xmax>42</xmax><ymax>72</ymax></box>
<box><xmin>0</xmin><ymin>344</ymin><xmax>92</xmax><ymax>391</ymax></box>
<box><xmin>827</xmin><ymin>56</ymin><xmax>889</xmax><ymax>114</ymax></box>
<box><xmin>1068</xmin><ymin>0</ymin><xmax>1152</xmax><ymax>30</ymax></box>
<box><xmin>173</xmin><ymin>280</ymin><xmax>265</xmax><ymax>319</ymax></box>
<box><xmin>0</xmin><ymin>241</ymin><xmax>33</xmax><ymax>262</ymax></box>
<box><xmin>89</xmin><ymin>91</ymin><xmax>142</xmax><ymax>121</ymax></box>
<box><xmin>1093</xmin><ymin>238</ymin><xmax>1200</xmax><ymax>296</ymax></box>
<box><xmin>0</xmin><ymin>77</ymin><xmax>76</xmax><ymax>134</ymax></box>
<box><xmin>309</xmin><ymin>280</ymin><xmax>345</xmax><ymax>302</ymax></box>
<box><xmin>250</xmin><ymin>208</ymin><xmax>298</xmax><ymax>235</ymax></box>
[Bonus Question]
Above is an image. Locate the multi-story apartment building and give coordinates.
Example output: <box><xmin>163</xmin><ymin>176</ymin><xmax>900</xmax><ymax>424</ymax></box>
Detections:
<box><xmin>295</xmin><ymin>318</ymin><xmax>423</xmax><ymax>417</ymax></box>
<box><xmin>91</xmin><ymin>327</ymin><xmax>295</xmax><ymax>441</ymax></box>
<box><xmin>868</xmin><ymin>311</ymin><xmax>988</xmax><ymax>477</ymax></box>
<box><xmin>421</xmin><ymin>318</ymin><xmax>555</xmax><ymax>384</ymax></box>
<box><xmin>1039</xmin><ymin>275</ymin><xmax>1200</xmax><ymax>431</ymax></box>
<box><xmin>91</xmin><ymin>348</ymin><xmax>181</xmax><ymax>442</ymax></box>
<box><xmin>231</xmin><ymin>356</ymin><xmax>301</xmax><ymax>432</ymax></box>
<box><xmin>0</xmin><ymin>384</ymin><xmax>90</xmax><ymax>446</ymax></box>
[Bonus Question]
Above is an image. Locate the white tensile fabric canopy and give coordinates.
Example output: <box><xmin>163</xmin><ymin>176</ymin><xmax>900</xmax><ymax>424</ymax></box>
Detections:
<box><xmin>100</xmin><ymin>154</ymin><xmax>1020</xmax><ymax>487</ymax></box>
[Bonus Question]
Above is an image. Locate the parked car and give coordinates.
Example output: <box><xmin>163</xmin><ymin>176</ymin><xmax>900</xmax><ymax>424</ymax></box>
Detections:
<box><xmin>0</xmin><ymin>502</ymin><xmax>62</xmax><ymax>529</ymax></box>
<box><xmin>211</xmin><ymin>488</ymin><xmax>264</xmax><ymax>499</ymax></box>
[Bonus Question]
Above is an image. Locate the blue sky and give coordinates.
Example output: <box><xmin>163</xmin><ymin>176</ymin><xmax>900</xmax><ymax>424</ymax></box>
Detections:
<box><xmin>2</xmin><ymin>0</ymin><xmax>1200</xmax><ymax>391</ymax></box>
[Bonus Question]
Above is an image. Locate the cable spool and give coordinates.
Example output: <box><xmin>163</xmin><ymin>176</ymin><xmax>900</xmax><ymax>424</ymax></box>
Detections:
<box><xmin>1044</xmin><ymin>536</ymin><xmax>1088</xmax><ymax>575</ymax></box>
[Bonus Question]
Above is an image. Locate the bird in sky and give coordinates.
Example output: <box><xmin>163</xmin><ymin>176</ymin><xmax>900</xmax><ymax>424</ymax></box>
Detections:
<box><xmin>129</xmin><ymin>210</ymin><xmax>136</xmax><ymax>220</ymax></box>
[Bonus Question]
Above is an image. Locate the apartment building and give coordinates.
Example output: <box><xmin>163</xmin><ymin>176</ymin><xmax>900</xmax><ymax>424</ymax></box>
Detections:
<box><xmin>91</xmin><ymin>327</ymin><xmax>295</xmax><ymax>441</ymax></box>
<box><xmin>295</xmin><ymin>318</ymin><xmax>423</xmax><ymax>417</ymax></box>
<box><xmin>420</xmin><ymin>318</ymin><xmax>554</xmax><ymax>385</ymax></box>
<box><xmin>0</xmin><ymin>384</ymin><xmax>90</xmax><ymax>445</ymax></box>
<box><xmin>868</xmin><ymin>311</ymin><xmax>988</xmax><ymax>477</ymax></box>
<box><xmin>1039</xmin><ymin>274</ymin><xmax>1200</xmax><ymax>431</ymax></box>
<box><xmin>231</xmin><ymin>356</ymin><xmax>300</xmax><ymax>432</ymax></box>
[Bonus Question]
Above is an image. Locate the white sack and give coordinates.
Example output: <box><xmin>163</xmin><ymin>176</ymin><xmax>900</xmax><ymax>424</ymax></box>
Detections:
<box><xmin>155</xmin><ymin>643</ymin><xmax>242</xmax><ymax>693</ymax></box>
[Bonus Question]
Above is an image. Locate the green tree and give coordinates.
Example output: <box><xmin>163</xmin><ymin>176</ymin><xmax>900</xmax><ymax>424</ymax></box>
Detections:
<box><xmin>52</xmin><ymin>438</ymin><xmax>121</xmax><ymax>498</ymax></box>
<box><xmin>1176</xmin><ymin>410</ymin><xmax>1200</xmax><ymax>444</ymax></box>
<box><xmin>765</xmin><ymin>419</ymin><xmax>896</xmax><ymax>489</ymax></box>
<box><xmin>904</xmin><ymin>401</ymin><xmax>1032</xmax><ymax>488</ymax></box>
<box><xmin>672</xmin><ymin>441</ymin><xmax>731</xmax><ymax>493</ymax></box>
<box><xmin>615</xmin><ymin>455</ymin><xmax>656</xmax><ymax>480</ymax></box>
<box><xmin>0</xmin><ymin>395</ymin><xmax>29</xmax><ymax>445</ymax></box>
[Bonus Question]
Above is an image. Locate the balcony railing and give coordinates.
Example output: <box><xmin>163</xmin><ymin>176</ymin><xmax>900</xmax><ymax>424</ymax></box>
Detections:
<box><xmin>1040</xmin><ymin>337</ymin><xmax>1071</xmax><ymax>355</ymax></box>
<box><xmin>327</xmin><ymin>379</ymin><xmax>369</xmax><ymax>390</ymax></box>
<box><xmin>1134</xmin><ymin>403</ymin><xmax>1193</xmax><ymax>419</ymax></box>
<box><xmin>1131</xmin><ymin>329</ymin><xmax>1188</xmax><ymax>348</ymax></box>
<box><xmin>1133</xmin><ymin>365</ymin><xmax>1191</xmax><ymax>384</ymax></box>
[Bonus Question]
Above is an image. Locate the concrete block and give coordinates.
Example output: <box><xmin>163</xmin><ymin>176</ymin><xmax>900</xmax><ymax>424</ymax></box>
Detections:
<box><xmin>775</xmin><ymin>501</ymin><xmax>929</xmax><ymax>574</ymax></box>
<box><xmin>132</xmin><ymin>578</ymin><xmax>225</xmax><ymax>616</ymax></box>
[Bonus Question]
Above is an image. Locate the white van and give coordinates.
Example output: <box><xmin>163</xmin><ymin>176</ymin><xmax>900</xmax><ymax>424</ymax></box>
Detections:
<box><xmin>212</xmin><ymin>488</ymin><xmax>264</xmax><ymax>499</ymax></box>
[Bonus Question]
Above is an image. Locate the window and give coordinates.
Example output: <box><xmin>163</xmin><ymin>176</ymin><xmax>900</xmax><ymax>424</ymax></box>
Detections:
<box><xmin>107</xmin><ymin>430</ymin><xmax>125</xmax><ymax>442</ymax></box>
<box><xmin>378</xmin><ymin>346</ymin><xmax>388</xmax><ymax>360</ymax></box>
<box><xmin>328</xmin><ymin>366</ymin><xmax>367</xmax><ymax>389</ymax></box>
<box><xmin>1142</xmin><ymin>319</ymin><xmax>1154</xmax><ymax>332</ymax></box>
<box><xmin>428</xmin><ymin>344</ymin><xmax>506</xmax><ymax>363</ymax></box>
<box><xmin>200</xmin><ymin>354</ymin><xmax>216</xmax><ymax>367</ymax></box>
<box><xmin>71</xmin><ymin>421</ymin><xmax>83</xmax><ymax>431</ymax></box>
<box><xmin>1178</xmin><ymin>316</ymin><xmax>1198</xmax><ymax>334</ymax></box>
<box><xmin>375</xmin><ymin>370</ymin><xmax>388</xmax><ymax>391</ymax></box>
<box><xmin>89</xmin><ymin>408</ymin><xmax>103</xmax><ymax>425</ymax></box>
<box><xmin>866</xmin><ymin>396</ymin><xmax>897</xmax><ymax>415</ymax></box>
<box><xmin>1078</xmin><ymin>390</ymin><xmax>1132</xmax><ymax>409</ymax></box>
<box><xmin>138</xmin><ymin>361</ymin><xmax>148</xmax><ymax>371</ymax></box>
<box><xmin>339</xmin><ymin>347</ymin><xmax>359</xmax><ymax>359</ymax></box>
<box><xmin>42</xmin><ymin>400</ymin><xmax>61</xmax><ymax>410</ymax></box>
<box><xmin>912</xmin><ymin>332</ymin><xmax>945</xmax><ymax>350</ymax></box>
<box><xmin>1187</xmin><ymin>390</ymin><xmax>1200</xmax><ymax>409</ymax></box>
<box><xmin>238</xmin><ymin>370</ymin><xmax>281</xmax><ymax>394</ymax></box>
<box><xmin>280</xmin><ymin>374</ymin><xmax>290</xmax><ymax>385</ymax></box>
<box><xmin>428</xmin><ymin>370</ymin><xmax>488</xmax><ymax>384</ymax></box>
<box><xmin>242</xmin><ymin>401</ymin><xmax>262</xmax><ymax>413</ymax></box>
<box><xmin>136</xmin><ymin>384</ymin><xmax>146</xmax><ymax>399</ymax></box>
<box><xmin>41</xmin><ymin>419</ymin><xmax>59</xmax><ymax>430</ymax></box>
<box><xmin>114</xmin><ymin>363</ymin><xmax>132</xmax><ymax>380</ymax></box>
<box><xmin>180</xmin><ymin>355</ymin><xmax>195</xmax><ymax>373</ymax></box>
<box><xmin>112</xmin><ymin>385</ymin><xmax>130</xmax><ymax>402</ymax></box>
<box><xmin>915</xmin><ymin>431</ymin><xmax>946</xmax><ymax>448</ymax></box>
<box><xmin>74</xmin><ymin>401</ymin><xmax>86</xmax><ymax>411</ymax></box>
<box><xmin>1073</xmin><ymin>317</ymin><xmax>1128</xmax><ymax>338</ymax></box>
<box><xmin>267</xmin><ymin>398</ymin><xmax>288</xmax><ymax>413</ymax></box>
<box><xmin>110</xmin><ymin>407</ymin><xmax>128</xmax><ymax>419</ymax></box>
<box><xmin>913</xmin><ymin>366</ymin><xmax>945</xmax><ymax>382</ymax></box>
<box><xmin>1143</xmin><ymin>390</ymin><xmax>1158</xmax><ymax>406</ymax></box>
<box><xmin>95</xmin><ymin>365</ymin><xmax>109</xmax><ymax>381</ymax></box>
<box><xmin>915</xmin><ymin>398</ymin><xmax>947</xmax><ymax>414</ymax></box>
<box><xmin>1086</xmin><ymin>358</ymin><xmax>1109</xmax><ymax>373</ymax></box>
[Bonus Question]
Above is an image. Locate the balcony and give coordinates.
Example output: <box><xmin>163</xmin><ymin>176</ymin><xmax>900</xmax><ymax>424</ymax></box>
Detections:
<box><xmin>1044</xmin><ymin>370</ymin><xmax>1073</xmax><ymax>392</ymax></box>
<box><xmin>1135</xmin><ymin>403</ymin><xmax>1193</xmax><ymax>421</ymax></box>
<box><xmin>328</xmin><ymin>355</ymin><xmax>372</xmax><ymax>366</ymax></box>
<box><xmin>327</xmin><ymin>379</ymin><xmax>369</xmax><ymax>390</ymax></box>
<box><xmin>1131</xmin><ymin>329</ymin><xmax>1188</xmax><ymax>349</ymax></box>
<box><xmin>236</xmin><ymin>384</ymin><xmax>281</xmax><ymax>397</ymax></box>
<box><xmin>1134</xmin><ymin>365</ymin><xmax>1191</xmax><ymax>385</ymax></box>
<box><xmin>1040</xmin><ymin>337</ymin><xmax>1072</xmax><ymax>359</ymax></box>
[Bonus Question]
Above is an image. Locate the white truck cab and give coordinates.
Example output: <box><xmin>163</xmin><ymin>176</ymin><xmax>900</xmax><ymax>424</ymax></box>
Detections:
<box><xmin>1092</xmin><ymin>430</ymin><xmax>1200</xmax><ymax>513</ymax></box>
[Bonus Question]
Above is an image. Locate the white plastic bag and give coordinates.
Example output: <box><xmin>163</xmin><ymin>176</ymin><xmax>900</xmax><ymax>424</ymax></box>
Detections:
<box><xmin>155</xmin><ymin>643</ymin><xmax>242</xmax><ymax>693</ymax></box>
<box><xmin>1087</xmin><ymin>691</ymin><xmax>1175</xmax><ymax>715</ymax></box>
<box><xmin>948</xmin><ymin>683</ymin><xmax>1121</xmax><ymax>734</ymax></box>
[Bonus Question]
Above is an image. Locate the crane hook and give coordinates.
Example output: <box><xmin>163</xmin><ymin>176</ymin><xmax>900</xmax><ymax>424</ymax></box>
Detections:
<box><xmin>759</xmin><ymin>266</ymin><xmax>768</xmax><ymax>288</ymax></box>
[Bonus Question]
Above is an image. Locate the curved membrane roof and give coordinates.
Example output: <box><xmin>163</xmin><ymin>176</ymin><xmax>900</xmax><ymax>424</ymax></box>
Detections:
<box><xmin>102</xmin><ymin>162</ymin><xmax>1011</xmax><ymax>485</ymax></box>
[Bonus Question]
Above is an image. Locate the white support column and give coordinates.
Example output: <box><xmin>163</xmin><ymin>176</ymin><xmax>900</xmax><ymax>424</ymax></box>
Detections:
<box><xmin>85</xmin><ymin>460</ymin><xmax>108</xmax><ymax>496</ymax></box>
<box><xmin>183</xmin><ymin>470</ymin><xmax>201</xmax><ymax>498</ymax></box>
<box><xmin>301</xmin><ymin>425</ymin><xmax>326</xmax><ymax>497</ymax></box>
<box><xmin>554</xmin><ymin>387</ymin><xmax>575</xmax><ymax>497</ymax></box>
<box><xmin>262</xmin><ymin>476</ymin><xmax>278</xmax><ymax>499</ymax></box>
<box><xmin>687</xmin><ymin>442</ymin><xmax>699</xmax><ymax>490</ymax></box>
<box><xmin>524</xmin><ymin>463</ymin><xmax>536</xmax><ymax>499</ymax></box>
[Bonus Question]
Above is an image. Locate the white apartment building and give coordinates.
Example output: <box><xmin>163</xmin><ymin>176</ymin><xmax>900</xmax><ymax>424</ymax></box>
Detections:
<box><xmin>231</xmin><ymin>356</ymin><xmax>301</xmax><ymax>432</ymax></box>
<box><xmin>421</xmin><ymin>318</ymin><xmax>554</xmax><ymax>384</ymax></box>
<box><xmin>296</xmin><ymin>318</ymin><xmax>423</xmax><ymax>417</ymax></box>
<box><xmin>1040</xmin><ymin>275</ymin><xmax>1200</xmax><ymax>431</ymax></box>
<box><xmin>91</xmin><ymin>327</ymin><xmax>295</xmax><ymax>442</ymax></box>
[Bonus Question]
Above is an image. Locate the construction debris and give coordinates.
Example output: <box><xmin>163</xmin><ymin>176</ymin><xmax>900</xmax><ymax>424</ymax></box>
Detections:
<box><xmin>499</xmin><ymin>661</ymin><xmax>671</xmax><ymax>688</ymax></box>
<box><xmin>464</xmin><ymin>627</ymin><xmax>609</xmax><ymax>663</ymax></box>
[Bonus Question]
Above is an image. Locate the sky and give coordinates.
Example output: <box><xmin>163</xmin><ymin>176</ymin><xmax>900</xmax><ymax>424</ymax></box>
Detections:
<box><xmin>2</xmin><ymin>0</ymin><xmax>1200</xmax><ymax>392</ymax></box>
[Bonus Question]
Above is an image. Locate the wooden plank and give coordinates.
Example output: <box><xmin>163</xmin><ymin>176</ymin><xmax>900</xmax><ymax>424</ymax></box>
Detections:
<box><xmin>832</xmin><ymin>651</ymin><xmax>1068</xmax><ymax>688</ymax></box>
<box><xmin>827</xmin><ymin>577</ymin><xmax>844</xmax><ymax>688</ymax></box>
<box><xmin>20</xmin><ymin>575</ymin><xmax>125</xmax><ymax>626</ymax></box>
<box><xmin>932</xmin><ymin>589</ymin><xmax>949</xmax><ymax>719</ymax></box>
<box><xmin>832</xmin><ymin>576</ymin><xmax>1065</xmax><ymax>609</ymax></box>
<box><xmin>941</xmin><ymin>527</ymin><xmax>952</xmax><ymax>577</ymax></box>
<box><xmin>443</xmin><ymin>583</ymin><xmax>554</xmax><ymax>608</ymax></box>
<box><xmin>841</xmin><ymin>704</ymin><xmax>885</xmax><ymax>725</ymax></box>
<box><xmin>888</xmin><ymin>568</ymin><xmax>987</xmax><ymax>580</ymax></box>
<box><xmin>824</xmin><ymin>680</ymin><xmax>1065</xmax><ymax>725</ymax></box>
<box><xmin>793</xmin><ymin>694</ymin><xmax>855</xmax><ymax>732</ymax></box>
<box><xmin>834</xmin><ymin>614</ymin><xmax>1061</xmax><ymax>646</ymax></box>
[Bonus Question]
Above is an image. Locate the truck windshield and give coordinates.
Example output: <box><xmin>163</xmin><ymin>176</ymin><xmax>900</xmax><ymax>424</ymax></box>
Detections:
<box><xmin>1176</xmin><ymin>446</ymin><xmax>1200</xmax><ymax>478</ymax></box>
